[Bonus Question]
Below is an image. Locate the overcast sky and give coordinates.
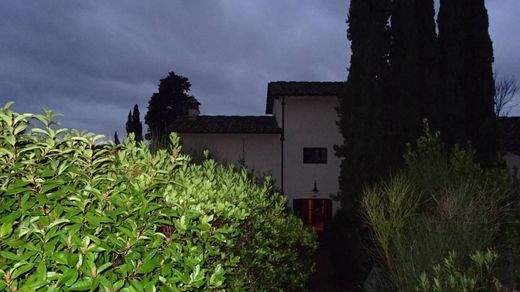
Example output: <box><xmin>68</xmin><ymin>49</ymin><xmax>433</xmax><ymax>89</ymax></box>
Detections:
<box><xmin>1</xmin><ymin>1</ymin><xmax>519</xmax><ymax>139</ymax></box>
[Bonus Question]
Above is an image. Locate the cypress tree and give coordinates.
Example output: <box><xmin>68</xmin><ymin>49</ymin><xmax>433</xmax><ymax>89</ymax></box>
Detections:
<box><xmin>125</xmin><ymin>105</ymin><xmax>144</xmax><ymax>143</ymax></box>
<box><xmin>125</xmin><ymin>110</ymin><xmax>133</xmax><ymax>137</ymax></box>
<box><xmin>390</xmin><ymin>0</ymin><xmax>438</xmax><ymax>154</ymax></box>
<box><xmin>132</xmin><ymin>104</ymin><xmax>143</xmax><ymax>142</ymax></box>
<box><xmin>114</xmin><ymin>132</ymin><xmax>120</xmax><ymax>145</ymax></box>
<box><xmin>438</xmin><ymin>0</ymin><xmax>497</xmax><ymax>163</ymax></box>
<box><xmin>337</xmin><ymin>0</ymin><xmax>391</xmax><ymax>210</ymax></box>
<box><xmin>334</xmin><ymin>0</ymin><xmax>391</xmax><ymax>281</ymax></box>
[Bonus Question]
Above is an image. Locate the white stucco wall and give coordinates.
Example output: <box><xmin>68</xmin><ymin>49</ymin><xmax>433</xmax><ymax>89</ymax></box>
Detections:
<box><xmin>178</xmin><ymin>133</ymin><xmax>282</xmax><ymax>187</ymax></box>
<box><xmin>503</xmin><ymin>152</ymin><xmax>520</xmax><ymax>177</ymax></box>
<box><xmin>276</xmin><ymin>95</ymin><xmax>342</xmax><ymax>212</ymax></box>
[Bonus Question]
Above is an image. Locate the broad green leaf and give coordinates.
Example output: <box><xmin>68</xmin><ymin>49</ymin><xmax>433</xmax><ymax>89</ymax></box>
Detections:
<box><xmin>58</xmin><ymin>268</ymin><xmax>78</xmax><ymax>287</ymax></box>
<box><xmin>0</xmin><ymin>250</ymin><xmax>20</xmax><ymax>261</ymax></box>
<box><xmin>52</xmin><ymin>252</ymin><xmax>68</xmax><ymax>265</ymax></box>
<box><xmin>36</xmin><ymin>261</ymin><xmax>47</xmax><ymax>281</ymax></box>
<box><xmin>11</xmin><ymin>262</ymin><xmax>35</xmax><ymax>280</ymax></box>
<box><xmin>0</xmin><ymin>222</ymin><xmax>13</xmax><ymax>238</ymax></box>
<box><xmin>4</xmin><ymin>134</ymin><xmax>15</xmax><ymax>146</ymax></box>
<box><xmin>69</xmin><ymin>278</ymin><xmax>93</xmax><ymax>291</ymax></box>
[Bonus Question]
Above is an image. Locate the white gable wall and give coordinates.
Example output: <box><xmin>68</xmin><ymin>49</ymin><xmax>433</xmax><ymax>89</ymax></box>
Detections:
<box><xmin>177</xmin><ymin>95</ymin><xmax>342</xmax><ymax>213</ymax></box>
<box><xmin>503</xmin><ymin>152</ymin><xmax>520</xmax><ymax>177</ymax></box>
<box><xmin>281</xmin><ymin>95</ymin><xmax>342</xmax><ymax>212</ymax></box>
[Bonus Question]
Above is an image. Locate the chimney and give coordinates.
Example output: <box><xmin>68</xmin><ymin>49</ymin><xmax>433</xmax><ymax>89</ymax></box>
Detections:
<box><xmin>186</xmin><ymin>97</ymin><xmax>201</xmax><ymax>120</ymax></box>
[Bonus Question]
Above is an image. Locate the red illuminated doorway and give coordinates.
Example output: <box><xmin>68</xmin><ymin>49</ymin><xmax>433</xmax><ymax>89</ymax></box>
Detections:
<box><xmin>293</xmin><ymin>198</ymin><xmax>332</xmax><ymax>235</ymax></box>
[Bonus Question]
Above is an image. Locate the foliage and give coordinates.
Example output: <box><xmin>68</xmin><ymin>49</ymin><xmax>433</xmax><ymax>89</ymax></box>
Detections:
<box><xmin>336</xmin><ymin>0</ymin><xmax>392</xmax><ymax>210</ymax></box>
<box><xmin>333</xmin><ymin>0</ymin><xmax>392</xmax><ymax>283</ymax></box>
<box><xmin>389</xmin><ymin>0</ymin><xmax>438</xmax><ymax>159</ymax></box>
<box><xmin>362</xmin><ymin>124</ymin><xmax>520</xmax><ymax>291</ymax></box>
<box><xmin>145</xmin><ymin>71</ymin><xmax>193</xmax><ymax>140</ymax></box>
<box><xmin>438</xmin><ymin>0</ymin><xmax>498</xmax><ymax>164</ymax></box>
<box><xmin>0</xmin><ymin>103</ymin><xmax>317</xmax><ymax>291</ymax></box>
<box><xmin>416</xmin><ymin>250</ymin><xmax>498</xmax><ymax>292</ymax></box>
<box><xmin>125</xmin><ymin>104</ymin><xmax>143</xmax><ymax>143</ymax></box>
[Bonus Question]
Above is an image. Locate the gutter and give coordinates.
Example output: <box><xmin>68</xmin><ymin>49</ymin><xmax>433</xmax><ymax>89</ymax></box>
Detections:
<box><xmin>281</xmin><ymin>96</ymin><xmax>285</xmax><ymax>195</ymax></box>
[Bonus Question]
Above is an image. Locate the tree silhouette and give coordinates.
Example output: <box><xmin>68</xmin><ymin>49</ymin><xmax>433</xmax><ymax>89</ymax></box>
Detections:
<box><xmin>390</xmin><ymin>0</ymin><xmax>438</xmax><ymax>154</ymax></box>
<box><xmin>114</xmin><ymin>132</ymin><xmax>121</xmax><ymax>145</ymax></box>
<box><xmin>438</xmin><ymin>0</ymin><xmax>497</xmax><ymax>164</ymax></box>
<box><xmin>495</xmin><ymin>73</ymin><xmax>518</xmax><ymax>116</ymax></box>
<box><xmin>334</xmin><ymin>0</ymin><xmax>391</xmax><ymax>283</ymax></box>
<box><xmin>145</xmin><ymin>71</ymin><xmax>193</xmax><ymax>139</ymax></box>
<box><xmin>336</xmin><ymin>0</ymin><xmax>391</xmax><ymax>212</ymax></box>
<box><xmin>125</xmin><ymin>104</ymin><xmax>144</xmax><ymax>143</ymax></box>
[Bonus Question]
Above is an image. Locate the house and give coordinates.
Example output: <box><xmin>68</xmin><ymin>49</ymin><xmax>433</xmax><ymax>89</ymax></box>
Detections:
<box><xmin>498</xmin><ymin>117</ymin><xmax>520</xmax><ymax>175</ymax></box>
<box><xmin>169</xmin><ymin>81</ymin><xmax>520</xmax><ymax>232</ymax></box>
<box><xmin>169</xmin><ymin>81</ymin><xmax>343</xmax><ymax>232</ymax></box>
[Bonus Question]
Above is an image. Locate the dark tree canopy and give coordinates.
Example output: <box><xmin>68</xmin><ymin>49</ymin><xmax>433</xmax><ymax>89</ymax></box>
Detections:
<box><xmin>125</xmin><ymin>104</ymin><xmax>143</xmax><ymax>142</ymax></box>
<box><xmin>334</xmin><ymin>0</ymin><xmax>499</xmax><ymax>284</ymax></box>
<box><xmin>333</xmin><ymin>0</ymin><xmax>392</xmax><ymax>282</ymax></box>
<box><xmin>337</xmin><ymin>0</ymin><xmax>391</xmax><ymax>210</ymax></box>
<box><xmin>438</xmin><ymin>0</ymin><xmax>497</xmax><ymax>163</ymax></box>
<box><xmin>145</xmin><ymin>71</ymin><xmax>193</xmax><ymax>137</ymax></box>
<box><xmin>114</xmin><ymin>131</ymin><xmax>121</xmax><ymax>145</ymax></box>
<box><xmin>390</xmin><ymin>0</ymin><xmax>438</xmax><ymax>154</ymax></box>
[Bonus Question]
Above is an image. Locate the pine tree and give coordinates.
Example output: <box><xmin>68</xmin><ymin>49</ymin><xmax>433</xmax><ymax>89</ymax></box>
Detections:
<box><xmin>438</xmin><ymin>0</ymin><xmax>497</xmax><ymax>164</ymax></box>
<box><xmin>145</xmin><ymin>71</ymin><xmax>193</xmax><ymax>138</ymax></box>
<box><xmin>390</xmin><ymin>0</ymin><xmax>438</xmax><ymax>153</ymax></box>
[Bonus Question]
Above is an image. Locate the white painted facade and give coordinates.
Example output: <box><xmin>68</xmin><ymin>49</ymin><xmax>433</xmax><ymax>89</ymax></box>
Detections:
<box><xmin>272</xmin><ymin>95</ymin><xmax>342</xmax><ymax>212</ymax></box>
<box><xmin>504</xmin><ymin>152</ymin><xmax>520</xmax><ymax>178</ymax></box>
<box><xmin>173</xmin><ymin>83</ymin><xmax>520</xmax><ymax>220</ymax></box>
<box><xmin>174</xmin><ymin>84</ymin><xmax>343</xmax><ymax>214</ymax></box>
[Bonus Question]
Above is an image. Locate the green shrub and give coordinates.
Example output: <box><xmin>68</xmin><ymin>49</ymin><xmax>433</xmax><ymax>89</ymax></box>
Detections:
<box><xmin>362</xmin><ymin>123</ymin><xmax>520</xmax><ymax>291</ymax></box>
<box><xmin>416</xmin><ymin>250</ymin><xmax>498</xmax><ymax>292</ymax></box>
<box><xmin>0</xmin><ymin>103</ymin><xmax>317</xmax><ymax>291</ymax></box>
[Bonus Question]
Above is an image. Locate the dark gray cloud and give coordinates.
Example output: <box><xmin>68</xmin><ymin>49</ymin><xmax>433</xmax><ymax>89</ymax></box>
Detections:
<box><xmin>0</xmin><ymin>1</ymin><xmax>518</xmax><ymax>138</ymax></box>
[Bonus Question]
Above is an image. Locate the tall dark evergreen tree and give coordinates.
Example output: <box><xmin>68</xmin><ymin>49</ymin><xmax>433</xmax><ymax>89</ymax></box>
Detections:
<box><xmin>125</xmin><ymin>110</ymin><xmax>132</xmax><ymax>137</ymax></box>
<box><xmin>438</xmin><ymin>0</ymin><xmax>498</xmax><ymax>163</ymax></box>
<box><xmin>333</xmin><ymin>0</ymin><xmax>391</xmax><ymax>281</ymax></box>
<box><xmin>132</xmin><ymin>104</ymin><xmax>143</xmax><ymax>142</ymax></box>
<box><xmin>336</xmin><ymin>0</ymin><xmax>391</xmax><ymax>210</ymax></box>
<box><xmin>390</xmin><ymin>0</ymin><xmax>438</xmax><ymax>154</ymax></box>
<box><xmin>125</xmin><ymin>105</ymin><xmax>144</xmax><ymax>142</ymax></box>
<box><xmin>145</xmin><ymin>71</ymin><xmax>193</xmax><ymax>138</ymax></box>
<box><xmin>114</xmin><ymin>132</ymin><xmax>120</xmax><ymax>145</ymax></box>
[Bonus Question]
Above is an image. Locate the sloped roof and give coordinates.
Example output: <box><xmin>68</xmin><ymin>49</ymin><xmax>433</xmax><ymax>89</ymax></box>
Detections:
<box><xmin>168</xmin><ymin>115</ymin><xmax>281</xmax><ymax>134</ymax></box>
<box><xmin>265</xmin><ymin>81</ymin><xmax>344</xmax><ymax>114</ymax></box>
<box><xmin>498</xmin><ymin>117</ymin><xmax>520</xmax><ymax>155</ymax></box>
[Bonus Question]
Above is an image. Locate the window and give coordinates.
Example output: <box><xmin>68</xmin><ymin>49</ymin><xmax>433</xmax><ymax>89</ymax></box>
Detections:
<box><xmin>303</xmin><ymin>147</ymin><xmax>327</xmax><ymax>164</ymax></box>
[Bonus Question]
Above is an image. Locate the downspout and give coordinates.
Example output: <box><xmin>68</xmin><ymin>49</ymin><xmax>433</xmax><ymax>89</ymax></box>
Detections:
<box><xmin>280</xmin><ymin>96</ymin><xmax>285</xmax><ymax>195</ymax></box>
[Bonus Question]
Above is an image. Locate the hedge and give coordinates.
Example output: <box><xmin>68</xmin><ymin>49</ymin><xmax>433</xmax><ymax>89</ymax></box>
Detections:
<box><xmin>0</xmin><ymin>103</ymin><xmax>317</xmax><ymax>291</ymax></box>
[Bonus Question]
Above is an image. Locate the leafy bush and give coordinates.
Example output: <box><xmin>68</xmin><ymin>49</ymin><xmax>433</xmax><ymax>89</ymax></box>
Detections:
<box><xmin>0</xmin><ymin>103</ymin><xmax>317</xmax><ymax>291</ymax></box>
<box><xmin>416</xmin><ymin>250</ymin><xmax>498</xmax><ymax>292</ymax></box>
<box><xmin>362</xmin><ymin>123</ymin><xmax>520</xmax><ymax>291</ymax></box>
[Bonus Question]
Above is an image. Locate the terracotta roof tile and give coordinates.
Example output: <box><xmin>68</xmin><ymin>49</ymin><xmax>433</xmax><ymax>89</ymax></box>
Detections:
<box><xmin>168</xmin><ymin>115</ymin><xmax>281</xmax><ymax>134</ymax></box>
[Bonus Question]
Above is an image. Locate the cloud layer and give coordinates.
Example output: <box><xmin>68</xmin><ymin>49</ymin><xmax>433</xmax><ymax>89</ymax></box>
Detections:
<box><xmin>0</xmin><ymin>1</ymin><xmax>518</xmax><ymax>138</ymax></box>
